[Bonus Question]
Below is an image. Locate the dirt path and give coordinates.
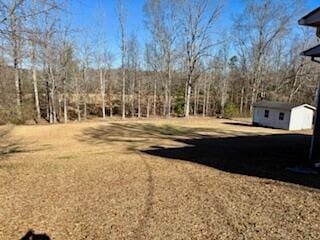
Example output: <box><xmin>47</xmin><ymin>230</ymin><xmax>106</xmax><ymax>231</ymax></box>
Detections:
<box><xmin>0</xmin><ymin>119</ymin><xmax>319</xmax><ymax>239</ymax></box>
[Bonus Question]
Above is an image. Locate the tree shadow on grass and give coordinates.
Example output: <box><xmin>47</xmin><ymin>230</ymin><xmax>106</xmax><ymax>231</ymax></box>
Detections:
<box><xmin>143</xmin><ymin>133</ymin><xmax>320</xmax><ymax>189</ymax></box>
<box><xmin>0</xmin><ymin>127</ymin><xmax>46</xmax><ymax>161</ymax></box>
<box><xmin>79</xmin><ymin>122</ymin><xmax>258</xmax><ymax>148</ymax></box>
<box><xmin>79</xmin><ymin>122</ymin><xmax>319</xmax><ymax>189</ymax></box>
<box><xmin>0</xmin><ymin>127</ymin><xmax>23</xmax><ymax>160</ymax></box>
<box><xmin>223</xmin><ymin>121</ymin><xmax>255</xmax><ymax>127</ymax></box>
<box><xmin>80</xmin><ymin>122</ymin><xmax>207</xmax><ymax>141</ymax></box>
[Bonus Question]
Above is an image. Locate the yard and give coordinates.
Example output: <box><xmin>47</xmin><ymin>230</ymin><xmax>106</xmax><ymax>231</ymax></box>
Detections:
<box><xmin>0</xmin><ymin>118</ymin><xmax>319</xmax><ymax>239</ymax></box>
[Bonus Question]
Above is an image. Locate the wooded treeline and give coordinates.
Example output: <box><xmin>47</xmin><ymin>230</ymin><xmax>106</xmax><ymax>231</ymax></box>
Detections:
<box><xmin>0</xmin><ymin>0</ymin><xmax>319</xmax><ymax>124</ymax></box>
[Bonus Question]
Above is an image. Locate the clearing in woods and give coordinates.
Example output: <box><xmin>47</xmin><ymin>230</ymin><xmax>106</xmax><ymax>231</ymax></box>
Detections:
<box><xmin>0</xmin><ymin>118</ymin><xmax>319</xmax><ymax>239</ymax></box>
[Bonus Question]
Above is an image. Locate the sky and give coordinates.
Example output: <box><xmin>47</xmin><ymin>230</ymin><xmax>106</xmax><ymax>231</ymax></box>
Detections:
<box><xmin>66</xmin><ymin>0</ymin><xmax>320</xmax><ymax>66</ymax></box>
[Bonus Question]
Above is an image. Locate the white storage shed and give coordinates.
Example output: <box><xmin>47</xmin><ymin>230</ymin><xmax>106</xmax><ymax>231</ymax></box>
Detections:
<box><xmin>252</xmin><ymin>101</ymin><xmax>315</xmax><ymax>130</ymax></box>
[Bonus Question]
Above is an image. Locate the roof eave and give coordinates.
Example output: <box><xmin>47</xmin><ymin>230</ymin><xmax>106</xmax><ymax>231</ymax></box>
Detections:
<box><xmin>253</xmin><ymin>106</ymin><xmax>293</xmax><ymax>111</ymax></box>
<box><xmin>298</xmin><ymin>7</ymin><xmax>320</xmax><ymax>27</ymax></box>
<box><xmin>300</xmin><ymin>44</ymin><xmax>320</xmax><ymax>57</ymax></box>
<box><xmin>291</xmin><ymin>104</ymin><xmax>316</xmax><ymax>111</ymax></box>
<box><xmin>298</xmin><ymin>19</ymin><xmax>311</xmax><ymax>26</ymax></box>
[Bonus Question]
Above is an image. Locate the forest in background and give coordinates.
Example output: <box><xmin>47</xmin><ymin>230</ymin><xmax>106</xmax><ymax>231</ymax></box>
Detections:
<box><xmin>0</xmin><ymin>0</ymin><xmax>319</xmax><ymax>124</ymax></box>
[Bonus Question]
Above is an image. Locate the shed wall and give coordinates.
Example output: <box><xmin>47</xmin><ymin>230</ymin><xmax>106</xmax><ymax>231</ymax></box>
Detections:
<box><xmin>253</xmin><ymin>107</ymin><xmax>291</xmax><ymax>130</ymax></box>
<box><xmin>289</xmin><ymin>107</ymin><xmax>314</xmax><ymax>130</ymax></box>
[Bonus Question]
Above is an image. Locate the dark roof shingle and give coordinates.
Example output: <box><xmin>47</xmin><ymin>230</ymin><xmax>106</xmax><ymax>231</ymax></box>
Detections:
<box><xmin>253</xmin><ymin>101</ymin><xmax>303</xmax><ymax>111</ymax></box>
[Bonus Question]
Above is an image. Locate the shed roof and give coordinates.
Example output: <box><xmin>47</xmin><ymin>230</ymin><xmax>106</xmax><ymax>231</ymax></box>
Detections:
<box><xmin>253</xmin><ymin>101</ymin><xmax>315</xmax><ymax>111</ymax></box>
<box><xmin>301</xmin><ymin>44</ymin><xmax>320</xmax><ymax>57</ymax></box>
<box><xmin>298</xmin><ymin>7</ymin><xmax>320</xmax><ymax>27</ymax></box>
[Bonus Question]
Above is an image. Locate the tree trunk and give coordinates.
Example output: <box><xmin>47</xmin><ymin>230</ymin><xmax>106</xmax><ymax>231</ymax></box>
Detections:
<box><xmin>10</xmin><ymin>5</ymin><xmax>22</xmax><ymax>116</ymax></box>
<box><xmin>288</xmin><ymin>66</ymin><xmax>302</xmax><ymax>102</ymax></box>
<box><xmin>46</xmin><ymin>80</ymin><xmax>50</xmax><ymax>120</ymax></box>
<box><xmin>131</xmin><ymin>71</ymin><xmax>135</xmax><ymax>118</ymax></box>
<box><xmin>163</xmin><ymin>79</ymin><xmax>168</xmax><ymax>117</ymax></box>
<box><xmin>49</xmin><ymin>66</ymin><xmax>57</xmax><ymax>123</ymax></box>
<box><xmin>77</xmin><ymin>100</ymin><xmax>81</xmax><ymax>122</ymax></box>
<box><xmin>138</xmin><ymin>77</ymin><xmax>141</xmax><ymax>118</ymax></box>
<box><xmin>122</xmin><ymin>67</ymin><xmax>126</xmax><ymax>119</ymax></box>
<box><xmin>250</xmin><ymin>83</ymin><xmax>258</xmax><ymax>114</ymax></box>
<box><xmin>58</xmin><ymin>96</ymin><xmax>62</xmax><ymax>120</ymax></box>
<box><xmin>118</xmin><ymin>0</ymin><xmax>127</xmax><ymax>119</ymax></box>
<box><xmin>153</xmin><ymin>80</ymin><xmax>157</xmax><ymax>116</ymax></box>
<box><xmin>185</xmin><ymin>73</ymin><xmax>192</xmax><ymax>117</ymax></box>
<box><xmin>100</xmin><ymin>69</ymin><xmax>106</xmax><ymax>119</ymax></box>
<box><xmin>32</xmin><ymin>69</ymin><xmax>40</xmax><ymax>119</ymax></box>
<box><xmin>49</xmin><ymin>89</ymin><xmax>56</xmax><ymax>123</ymax></box>
<box><xmin>168</xmin><ymin>66</ymin><xmax>172</xmax><ymax>117</ymax></box>
<box><xmin>240</xmin><ymin>87</ymin><xmax>244</xmax><ymax>115</ymax></box>
<box><xmin>84</xmin><ymin>102</ymin><xmax>87</xmax><ymax>119</ymax></box>
<box><xmin>109</xmin><ymin>85</ymin><xmax>113</xmax><ymax>118</ymax></box>
<box><xmin>193</xmin><ymin>84</ymin><xmax>198</xmax><ymax>116</ymax></box>
<box><xmin>205</xmin><ymin>83</ymin><xmax>211</xmax><ymax>116</ymax></box>
<box><xmin>63</xmin><ymin>79</ymin><xmax>68</xmax><ymax>123</ymax></box>
<box><xmin>14</xmin><ymin>55</ymin><xmax>22</xmax><ymax>116</ymax></box>
<box><xmin>32</xmin><ymin>54</ymin><xmax>41</xmax><ymax>120</ymax></box>
<box><xmin>244</xmin><ymin>92</ymin><xmax>249</xmax><ymax>115</ymax></box>
<box><xmin>250</xmin><ymin>62</ymin><xmax>263</xmax><ymax>113</ymax></box>
<box><xmin>147</xmin><ymin>96</ymin><xmax>150</xmax><ymax>118</ymax></box>
<box><xmin>83</xmin><ymin>67</ymin><xmax>87</xmax><ymax>120</ymax></box>
<box><xmin>202</xmin><ymin>81</ymin><xmax>206</xmax><ymax>117</ymax></box>
<box><xmin>75</xmin><ymin>75</ymin><xmax>81</xmax><ymax>122</ymax></box>
<box><xmin>221</xmin><ymin>77</ymin><xmax>228</xmax><ymax>117</ymax></box>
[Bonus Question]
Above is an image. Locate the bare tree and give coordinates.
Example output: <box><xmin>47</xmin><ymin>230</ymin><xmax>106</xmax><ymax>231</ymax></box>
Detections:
<box><xmin>127</xmin><ymin>33</ymin><xmax>139</xmax><ymax>117</ymax></box>
<box><xmin>182</xmin><ymin>0</ymin><xmax>222</xmax><ymax>117</ymax></box>
<box><xmin>9</xmin><ymin>0</ymin><xmax>23</xmax><ymax>116</ymax></box>
<box><xmin>117</xmin><ymin>0</ymin><xmax>127</xmax><ymax>119</ymax></box>
<box><xmin>29</xmin><ymin>0</ymin><xmax>41</xmax><ymax>120</ymax></box>
<box><xmin>144</xmin><ymin>0</ymin><xmax>181</xmax><ymax>117</ymax></box>
<box><xmin>0</xmin><ymin>0</ymin><xmax>317</xmax><ymax>124</ymax></box>
<box><xmin>79</xmin><ymin>40</ymin><xmax>93</xmax><ymax>120</ymax></box>
<box><xmin>234</xmin><ymin>0</ymin><xmax>304</xmax><ymax>113</ymax></box>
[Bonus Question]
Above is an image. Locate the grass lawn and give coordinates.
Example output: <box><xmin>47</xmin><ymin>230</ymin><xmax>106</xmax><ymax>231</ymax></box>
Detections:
<box><xmin>0</xmin><ymin>118</ymin><xmax>319</xmax><ymax>239</ymax></box>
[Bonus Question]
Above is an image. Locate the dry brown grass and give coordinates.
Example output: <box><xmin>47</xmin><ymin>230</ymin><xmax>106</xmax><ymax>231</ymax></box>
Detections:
<box><xmin>0</xmin><ymin>118</ymin><xmax>319</xmax><ymax>239</ymax></box>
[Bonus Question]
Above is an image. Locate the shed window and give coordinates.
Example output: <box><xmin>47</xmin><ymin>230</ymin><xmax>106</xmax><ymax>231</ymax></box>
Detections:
<box><xmin>279</xmin><ymin>112</ymin><xmax>285</xmax><ymax>120</ymax></box>
<box><xmin>264</xmin><ymin>110</ymin><xmax>269</xmax><ymax>118</ymax></box>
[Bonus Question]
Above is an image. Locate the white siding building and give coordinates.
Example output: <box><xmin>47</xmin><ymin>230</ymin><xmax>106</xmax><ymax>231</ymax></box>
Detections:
<box><xmin>252</xmin><ymin>101</ymin><xmax>315</xmax><ymax>130</ymax></box>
